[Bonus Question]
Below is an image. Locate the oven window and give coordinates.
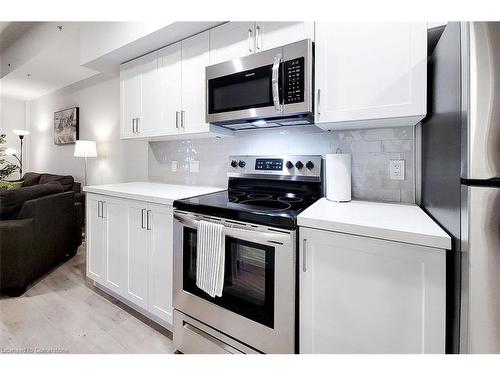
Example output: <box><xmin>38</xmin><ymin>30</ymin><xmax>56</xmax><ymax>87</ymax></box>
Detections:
<box><xmin>208</xmin><ymin>64</ymin><xmax>274</xmax><ymax>114</ymax></box>
<box><xmin>182</xmin><ymin>227</ymin><xmax>275</xmax><ymax>328</ymax></box>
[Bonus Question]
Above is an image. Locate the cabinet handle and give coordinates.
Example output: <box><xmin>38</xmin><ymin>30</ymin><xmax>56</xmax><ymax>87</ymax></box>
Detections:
<box><xmin>101</xmin><ymin>201</ymin><xmax>106</xmax><ymax>219</ymax></box>
<box><xmin>141</xmin><ymin>209</ymin><xmax>146</xmax><ymax>229</ymax></box>
<box><xmin>146</xmin><ymin>210</ymin><xmax>151</xmax><ymax>231</ymax></box>
<box><xmin>302</xmin><ymin>238</ymin><xmax>307</xmax><ymax>272</ymax></box>
<box><xmin>255</xmin><ymin>26</ymin><xmax>260</xmax><ymax>51</ymax></box>
<box><xmin>136</xmin><ymin>117</ymin><xmax>140</xmax><ymax>133</ymax></box>
<box><xmin>316</xmin><ymin>89</ymin><xmax>321</xmax><ymax>116</ymax></box>
<box><xmin>248</xmin><ymin>28</ymin><xmax>253</xmax><ymax>53</ymax></box>
<box><xmin>132</xmin><ymin>118</ymin><xmax>135</xmax><ymax>133</ymax></box>
<box><xmin>181</xmin><ymin>110</ymin><xmax>186</xmax><ymax>129</ymax></box>
<box><xmin>175</xmin><ymin>111</ymin><xmax>180</xmax><ymax>129</ymax></box>
<box><xmin>97</xmin><ymin>201</ymin><xmax>101</xmax><ymax>218</ymax></box>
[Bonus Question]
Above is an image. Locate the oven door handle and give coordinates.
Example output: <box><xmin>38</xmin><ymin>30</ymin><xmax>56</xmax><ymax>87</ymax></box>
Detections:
<box><xmin>271</xmin><ymin>53</ymin><xmax>283</xmax><ymax>113</ymax></box>
<box><xmin>174</xmin><ymin>213</ymin><xmax>291</xmax><ymax>245</ymax></box>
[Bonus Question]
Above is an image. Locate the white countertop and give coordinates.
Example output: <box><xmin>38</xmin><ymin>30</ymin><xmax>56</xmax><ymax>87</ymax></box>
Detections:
<box><xmin>298</xmin><ymin>198</ymin><xmax>451</xmax><ymax>250</ymax></box>
<box><xmin>83</xmin><ymin>182</ymin><xmax>224</xmax><ymax>206</ymax></box>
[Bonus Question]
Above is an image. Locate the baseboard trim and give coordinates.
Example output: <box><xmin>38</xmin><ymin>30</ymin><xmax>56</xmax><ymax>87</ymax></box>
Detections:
<box><xmin>93</xmin><ymin>281</ymin><xmax>173</xmax><ymax>334</ymax></box>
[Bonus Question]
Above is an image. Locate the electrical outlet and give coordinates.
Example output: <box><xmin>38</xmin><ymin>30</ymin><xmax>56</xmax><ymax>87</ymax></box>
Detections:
<box><xmin>390</xmin><ymin>160</ymin><xmax>405</xmax><ymax>180</ymax></box>
<box><xmin>189</xmin><ymin>160</ymin><xmax>200</xmax><ymax>173</ymax></box>
<box><xmin>171</xmin><ymin>160</ymin><xmax>178</xmax><ymax>172</ymax></box>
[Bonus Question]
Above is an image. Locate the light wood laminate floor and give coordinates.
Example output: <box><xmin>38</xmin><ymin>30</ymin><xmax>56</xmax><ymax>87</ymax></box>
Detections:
<box><xmin>0</xmin><ymin>244</ymin><xmax>175</xmax><ymax>354</ymax></box>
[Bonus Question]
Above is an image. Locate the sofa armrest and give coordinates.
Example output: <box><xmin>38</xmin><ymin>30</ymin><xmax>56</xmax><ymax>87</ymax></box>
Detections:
<box><xmin>0</xmin><ymin>219</ymin><xmax>35</xmax><ymax>289</ymax></box>
<box><xmin>17</xmin><ymin>191</ymin><xmax>78</xmax><ymax>273</ymax></box>
<box><xmin>73</xmin><ymin>182</ymin><xmax>82</xmax><ymax>193</ymax></box>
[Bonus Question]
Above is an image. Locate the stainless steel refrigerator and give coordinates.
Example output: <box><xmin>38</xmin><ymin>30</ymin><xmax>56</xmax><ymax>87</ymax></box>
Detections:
<box><xmin>422</xmin><ymin>22</ymin><xmax>500</xmax><ymax>354</ymax></box>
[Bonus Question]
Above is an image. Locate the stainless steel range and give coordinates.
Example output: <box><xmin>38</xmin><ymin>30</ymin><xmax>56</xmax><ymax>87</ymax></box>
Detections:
<box><xmin>172</xmin><ymin>155</ymin><xmax>322</xmax><ymax>354</ymax></box>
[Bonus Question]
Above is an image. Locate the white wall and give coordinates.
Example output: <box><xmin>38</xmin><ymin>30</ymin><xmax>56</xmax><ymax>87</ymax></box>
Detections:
<box><xmin>0</xmin><ymin>96</ymin><xmax>27</xmax><ymax>179</ymax></box>
<box><xmin>28</xmin><ymin>73</ymin><xmax>148</xmax><ymax>185</ymax></box>
<box><xmin>149</xmin><ymin>126</ymin><xmax>416</xmax><ymax>203</ymax></box>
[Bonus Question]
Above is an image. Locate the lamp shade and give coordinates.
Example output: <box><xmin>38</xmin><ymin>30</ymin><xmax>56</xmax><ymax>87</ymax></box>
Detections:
<box><xmin>74</xmin><ymin>140</ymin><xmax>97</xmax><ymax>158</ymax></box>
<box><xmin>5</xmin><ymin>148</ymin><xmax>18</xmax><ymax>155</ymax></box>
<box><xmin>13</xmin><ymin>129</ymin><xmax>30</xmax><ymax>136</ymax></box>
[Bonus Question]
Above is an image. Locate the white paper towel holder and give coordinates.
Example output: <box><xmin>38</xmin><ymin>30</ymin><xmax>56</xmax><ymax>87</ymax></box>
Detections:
<box><xmin>325</xmin><ymin>149</ymin><xmax>352</xmax><ymax>203</ymax></box>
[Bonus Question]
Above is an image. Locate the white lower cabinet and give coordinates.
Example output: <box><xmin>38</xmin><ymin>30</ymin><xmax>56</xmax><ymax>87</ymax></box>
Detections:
<box><xmin>147</xmin><ymin>203</ymin><xmax>174</xmax><ymax>324</ymax></box>
<box><xmin>125</xmin><ymin>200</ymin><xmax>149</xmax><ymax>309</ymax></box>
<box><xmin>86</xmin><ymin>194</ymin><xmax>174</xmax><ymax>326</ymax></box>
<box><xmin>299</xmin><ymin>227</ymin><xmax>446</xmax><ymax>354</ymax></box>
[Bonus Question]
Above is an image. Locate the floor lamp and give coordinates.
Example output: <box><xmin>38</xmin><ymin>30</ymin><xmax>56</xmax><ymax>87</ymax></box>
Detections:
<box><xmin>13</xmin><ymin>129</ymin><xmax>30</xmax><ymax>178</ymax></box>
<box><xmin>74</xmin><ymin>140</ymin><xmax>97</xmax><ymax>186</ymax></box>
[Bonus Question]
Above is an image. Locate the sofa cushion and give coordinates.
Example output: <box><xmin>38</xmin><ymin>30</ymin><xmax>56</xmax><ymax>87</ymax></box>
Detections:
<box><xmin>39</xmin><ymin>174</ymin><xmax>74</xmax><ymax>192</ymax></box>
<box><xmin>0</xmin><ymin>182</ymin><xmax>64</xmax><ymax>220</ymax></box>
<box><xmin>22</xmin><ymin>172</ymin><xmax>41</xmax><ymax>187</ymax></box>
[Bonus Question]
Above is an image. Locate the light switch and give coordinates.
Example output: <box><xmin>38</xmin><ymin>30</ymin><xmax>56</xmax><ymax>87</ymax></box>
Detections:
<box><xmin>189</xmin><ymin>160</ymin><xmax>200</xmax><ymax>173</ymax></box>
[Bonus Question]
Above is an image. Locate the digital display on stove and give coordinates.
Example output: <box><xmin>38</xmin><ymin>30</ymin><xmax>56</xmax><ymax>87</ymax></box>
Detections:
<box><xmin>255</xmin><ymin>158</ymin><xmax>283</xmax><ymax>171</ymax></box>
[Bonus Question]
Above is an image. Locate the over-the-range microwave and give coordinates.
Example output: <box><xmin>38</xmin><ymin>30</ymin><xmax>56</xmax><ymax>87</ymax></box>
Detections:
<box><xmin>206</xmin><ymin>39</ymin><xmax>314</xmax><ymax>130</ymax></box>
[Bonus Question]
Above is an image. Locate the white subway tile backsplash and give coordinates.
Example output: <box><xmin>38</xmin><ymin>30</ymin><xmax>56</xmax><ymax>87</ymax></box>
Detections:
<box><xmin>148</xmin><ymin>125</ymin><xmax>416</xmax><ymax>203</ymax></box>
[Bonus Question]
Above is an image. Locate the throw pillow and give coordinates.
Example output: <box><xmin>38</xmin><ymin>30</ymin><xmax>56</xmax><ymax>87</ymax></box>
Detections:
<box><xmin>0</xmin><ymin>180</ymin><xmax>23</xmax><ymax>190</ymax></box>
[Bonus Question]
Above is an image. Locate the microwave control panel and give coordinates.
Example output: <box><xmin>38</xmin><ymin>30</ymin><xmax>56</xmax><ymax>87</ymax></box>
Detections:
<box><xmin>283</xmin><ymin>57</ymin><xmax>305</xmax><ymax>105</ymax></box>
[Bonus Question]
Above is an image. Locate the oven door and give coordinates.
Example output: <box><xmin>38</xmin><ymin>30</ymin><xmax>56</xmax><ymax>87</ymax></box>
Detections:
<box><xmin>173</xmin><ymin>211</ymin><xmax>296</xmax><ymax>354</ymax></box>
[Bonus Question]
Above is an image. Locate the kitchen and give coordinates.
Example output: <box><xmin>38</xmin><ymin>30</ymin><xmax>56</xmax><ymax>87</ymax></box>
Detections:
<box><xmin>0</xmin><ymin>6</ymin><xmax>499</xmax><ymax>369</ymax></box>
<box><xmin>80</xmin><ymin>21</ymin><xmax>499</xmax><ymax>355</ymax></box>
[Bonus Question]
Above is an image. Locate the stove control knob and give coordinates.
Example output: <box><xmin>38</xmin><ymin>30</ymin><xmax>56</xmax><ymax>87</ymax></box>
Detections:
<box><xmin>306</xmin><ymin>161</ymin><xmax>314</xmax><ymax>170</ymax></box>
<box><xmin>295</xmin><ymin>161</ymin><xmax>304</xmax><ymax>169</ymax></box>
<box><xmin>231</xmin><ymin>160</ymin><xmax>238</xmax><ymax>168</ymax></box>
<box><xmin>286</xmin><ymin>161</ymin><xmax>294</xmax><ymax>169</ymax></box>
<box><xmin>238</xmin><ymin>160</ymin><xmax>246</xmax><ymax>168</ymax></box>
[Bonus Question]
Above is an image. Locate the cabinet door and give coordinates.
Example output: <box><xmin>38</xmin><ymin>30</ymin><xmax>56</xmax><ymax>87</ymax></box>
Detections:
<box><xmin>125</xmin><ymin>201</ymin><xmax>149</xmax><ymax>309</ymax></box>
<box><xmin>255</xmin><ymin>22</ymin><xmax>314</xmax><ymax>52</ymax></box>
<box><xmin>314</xmin><ymin>22</ymin><xmax>427</xmax><ymax>126</ymax></box>
<box><xmin>159</xmin><ymin>42</ymin><xmax>182</xmax><ymax>136</ymax></box>
<box><xmin>120</xmin><ymin>62</ymin><xmax>141</xmax><ymax>138</ymax></box>
<box><xmin>86</xmin><ymin>195</ymin><xmax>106</xmax><ymax>283</ymax></box>
<box><xmin>209</xmin><ymin>22</ymin><xmax>255</xmax><ymax>65</ymax></box>
<box><xmin>103</xmin><ymin>198</ymin><xmax>127</xmax><ymax>296</ymax></box>
<box><xmin>181</xmin><ymin>31</ymin><xmax>210</xmax><ymax>133</ymax></box>
<box><xmin>138</xmin><ymin>52</ymin><xmax>162</xmax><ymax>137</ymax></box>
<box><xmin>299</xmin><ymin>228</ymin><xmax>445</xmax><ymax>354</ymax></box>
<box><xmin>147</xmin><ymin>204</ymin><xmax>174</xmax><ymax>324</ymax></box>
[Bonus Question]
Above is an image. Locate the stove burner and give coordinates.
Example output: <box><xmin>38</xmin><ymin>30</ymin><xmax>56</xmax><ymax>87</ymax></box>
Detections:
<box><xmin>228</xmin><ymin>196</ymin><xmax>238</xmax><ymax>203</ymax></box>
<box><xmin>240</xmin><ymin>199</ymin><xmax>291</xmax><ymax>211</ymax></box>
<box><xmin>247</xmin><ymin>193</ymin><xmax>272</xmax><ymax>199</ymax></box>
<box><xmin>277</xmin><ymin>195</ymin><xmax>303</xmax><ymax>203</ymax></box>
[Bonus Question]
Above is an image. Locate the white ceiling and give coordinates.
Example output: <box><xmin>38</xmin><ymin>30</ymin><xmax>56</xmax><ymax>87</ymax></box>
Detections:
<box><xmin>0</xmin><ymin>22</ymin><xmax>98</xmax><ymax>101</ymax></box>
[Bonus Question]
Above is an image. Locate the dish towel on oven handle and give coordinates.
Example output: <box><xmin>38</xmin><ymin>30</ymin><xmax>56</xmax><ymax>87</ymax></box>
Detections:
<box><xmin>196</xmin><ymin>220</ymin><xmax>225</xmax><ymax>298</ymax></box>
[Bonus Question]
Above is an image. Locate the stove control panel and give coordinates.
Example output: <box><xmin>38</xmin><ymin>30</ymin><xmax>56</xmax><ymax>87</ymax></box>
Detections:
<box><xmin>228</xmin><ymin>155</ymin><xmax>322</xmax><ymax>181</ymax></box>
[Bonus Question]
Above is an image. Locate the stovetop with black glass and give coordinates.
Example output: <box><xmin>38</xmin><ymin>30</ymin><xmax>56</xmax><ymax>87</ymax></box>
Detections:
<box><xmin>173</xmin><ymin>155</ymin><xmax>323</xmax><ymax>229</ymax></box>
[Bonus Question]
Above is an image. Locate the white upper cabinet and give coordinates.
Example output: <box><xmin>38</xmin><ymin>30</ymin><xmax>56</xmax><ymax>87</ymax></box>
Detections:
<box><xmin>299</xmin><ymin>227</ymin><xmax>446</xmax><ymax>354</ymax></box>
<box><xmin>138</xmin><ymin>52</ymin><xmax>162</xmax><ymax>137</ymax></box>
<box><xmin>315</xmin><ymin>22</ymin><xmax>427</xmax><ymax>129</ymax></box>
<box><xmin>255</xmin><ymin>22</ymin><xmax>314</xmax><ymax>52</ymax></box>
<box><xmin>159</xmin><ymin>42</ymin><xmax>182</xmax><ymax>135</ymax></box>
<box><xmin>181</xmin><ymin>31</ymin><xmax>211</xmax><ymax>133</ymax></box>
<box><xmin>209</xmin><ymin>22</ymin><xmax>255</xmax><ymax>65</ymax></box>
<box><xmin>120</xmin><ymin>62</ymin><xmax>141</xmax><ymax>139</ymax></box>
<box><xmin>209</xmin><ymin>22</ymin><xmax>314</xmax><ymax>65</ymax></box>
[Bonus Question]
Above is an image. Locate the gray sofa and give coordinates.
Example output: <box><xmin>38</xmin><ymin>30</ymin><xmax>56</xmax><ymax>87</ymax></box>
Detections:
<box><xmin>0</xmin><ymin>173</ymin><xmax>83</xmax><ymax>296</ymax></box>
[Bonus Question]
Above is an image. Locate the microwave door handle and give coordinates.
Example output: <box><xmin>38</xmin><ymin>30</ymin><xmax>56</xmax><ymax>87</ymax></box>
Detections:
<box><xmin>272</xmin><ymin>53</ymin><xmax>283</xmax><ymax>113</ymax></box>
